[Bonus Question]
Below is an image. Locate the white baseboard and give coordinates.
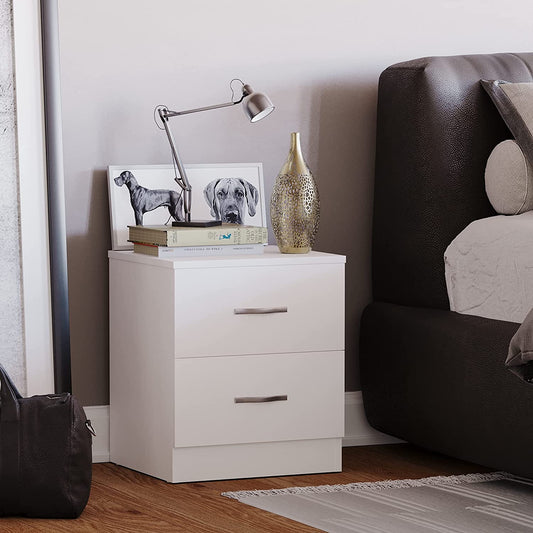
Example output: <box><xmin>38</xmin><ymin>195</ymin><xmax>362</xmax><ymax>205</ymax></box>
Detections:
<box><xmin>343</xmin><ymin>391</ymin><xmax>404</xmax><ymax>447</ymax></box>
<box><xmin>83</xmin><ymin>405</ymin><xmax>110</xmax><ymax>463</ymax></box>
<box><xmin>84</xmin><ymin>392</ymin><xmax>402</xmax><ymax>464</ymax></box>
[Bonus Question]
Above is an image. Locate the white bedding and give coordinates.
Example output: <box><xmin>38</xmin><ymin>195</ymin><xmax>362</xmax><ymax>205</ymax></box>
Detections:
<box><xmin>444</xmin><ymin>211</ymin><xmax>533</xmax><ymax>323</ymax></box>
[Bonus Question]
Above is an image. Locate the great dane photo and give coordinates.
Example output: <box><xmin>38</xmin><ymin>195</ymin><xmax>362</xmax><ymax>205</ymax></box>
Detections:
<box><xmin>114</xmin><ymin>170</ymin><xmax>184</xmax><ymax>225</ymax></box>
<box><xmin>203</xmin><ymin>178</ymin><xmax>259</xmax><ymax>224</ymax></box>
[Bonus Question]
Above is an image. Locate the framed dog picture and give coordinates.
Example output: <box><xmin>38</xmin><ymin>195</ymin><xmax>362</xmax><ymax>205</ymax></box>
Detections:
<box><xmin>107</xmin><ymin>163</ymin><xmax>267</xmax><ymax>250</ymax></box>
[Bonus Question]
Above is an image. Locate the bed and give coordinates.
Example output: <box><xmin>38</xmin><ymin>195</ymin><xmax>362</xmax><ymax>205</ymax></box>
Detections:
<box><xmin>359</xmin><ymin>52</ymin><xmax>533</xmax><ymax>477</ymax></box>
<box><xmin>444</xmin><ymin>210</ymin><xmax>533</xmax><ymax>324</ymax></box>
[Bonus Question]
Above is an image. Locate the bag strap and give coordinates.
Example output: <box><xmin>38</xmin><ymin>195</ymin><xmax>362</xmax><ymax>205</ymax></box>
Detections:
<box><xmin>0</xmin><ymin>364</ymin><xmax>22</xmax><ymax>514</ymax></box>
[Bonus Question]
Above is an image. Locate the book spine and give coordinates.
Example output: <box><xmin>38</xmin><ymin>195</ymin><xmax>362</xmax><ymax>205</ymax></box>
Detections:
<box><xmin>133</xmin><ymin>243</ymin><xmax>265</xmax><ymax>257</ymax></box>
<box><xmin>129</xmin><ymin>226</ymin><xmax>268</xmax><ymax>247</ymax></box>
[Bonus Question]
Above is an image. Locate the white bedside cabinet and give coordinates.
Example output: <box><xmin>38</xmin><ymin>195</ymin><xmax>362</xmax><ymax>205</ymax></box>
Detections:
<box><xmin>108</xmin><ymin>246</ymin><xmax>345</xmax><ymax>482</ymax></box>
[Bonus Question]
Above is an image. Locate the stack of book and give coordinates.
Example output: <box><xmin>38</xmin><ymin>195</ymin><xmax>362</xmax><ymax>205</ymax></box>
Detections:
<box><xmin>128</xmin><ymin>224</ymin><xmax>268</xmax><ymax>257</ymax></box>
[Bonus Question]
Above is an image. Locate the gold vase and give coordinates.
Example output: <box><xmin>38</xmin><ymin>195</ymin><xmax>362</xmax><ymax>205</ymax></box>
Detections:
<box><xmin>270</xmin><ymin>132</ymin><xmax>320</xmax><ymax>253</ymax></box>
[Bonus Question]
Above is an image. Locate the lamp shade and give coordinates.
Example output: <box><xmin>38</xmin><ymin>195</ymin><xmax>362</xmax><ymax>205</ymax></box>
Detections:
<box><xmin>242</xmin><ymin>84</ymin><xmax>275</xmax><ymax>123</ymax></box>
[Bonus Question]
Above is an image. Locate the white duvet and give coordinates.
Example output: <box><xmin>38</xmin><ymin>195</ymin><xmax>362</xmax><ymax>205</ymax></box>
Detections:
<box><xmin>444</xmin><ymin>211</ymin><xmax>533</xmax><ymax>323</ymax></box>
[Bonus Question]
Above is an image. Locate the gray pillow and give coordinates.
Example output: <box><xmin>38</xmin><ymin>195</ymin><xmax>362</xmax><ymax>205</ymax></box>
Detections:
<box><xmin>506</xmin><ymin>307</ymin><xmax>533</xmax><ymax>382</ymax></box>
<box><xmin>485</xmin><ymin>139</ymin><xmax>533</xmax><ymax>214</ymax></box>
<box><xmin>481</xmin><ymin>79</ymin><xmax>533</xmax><ymax>168</ymax></box>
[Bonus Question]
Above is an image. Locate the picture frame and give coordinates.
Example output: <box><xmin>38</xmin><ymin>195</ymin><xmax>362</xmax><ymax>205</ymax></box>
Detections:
<box><xmin>107</xmin><ymin>163</ymin><xmax>267</xmax><ymax>250</ymax></box>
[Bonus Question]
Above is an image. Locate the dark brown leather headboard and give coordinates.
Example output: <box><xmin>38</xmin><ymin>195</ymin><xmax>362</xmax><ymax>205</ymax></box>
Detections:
<box><xmin>372</xmin><ymin>52</ymin><xmax>533</xmax><ymax>309</ymax></box>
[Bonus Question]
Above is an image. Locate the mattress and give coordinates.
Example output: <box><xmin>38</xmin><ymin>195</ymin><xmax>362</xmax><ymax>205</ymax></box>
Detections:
<box><xmin>444</xmin><ymin>211</ymin><xmax>533</xmax><ymax>323</ymax></box>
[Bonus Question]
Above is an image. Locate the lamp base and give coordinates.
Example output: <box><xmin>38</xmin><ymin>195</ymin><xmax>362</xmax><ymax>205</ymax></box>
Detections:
<box><xmin>172</xmin><ymin>220</ymin><xmax>222</xmax><ymax>227</ymax></box>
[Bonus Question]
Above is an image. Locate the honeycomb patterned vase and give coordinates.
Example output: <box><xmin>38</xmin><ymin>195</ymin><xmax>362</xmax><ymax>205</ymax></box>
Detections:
<box><xmin>270</xmin><ymin>132</ymin><xmax>320</xmax><ymax>254</ymax></box>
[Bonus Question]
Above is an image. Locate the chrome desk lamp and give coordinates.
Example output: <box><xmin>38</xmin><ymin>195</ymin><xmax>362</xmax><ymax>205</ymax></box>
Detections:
<box><xmin>156</xmin><ymin>80</ymin><xmax>274</xmax><ymax>227</ymax></box>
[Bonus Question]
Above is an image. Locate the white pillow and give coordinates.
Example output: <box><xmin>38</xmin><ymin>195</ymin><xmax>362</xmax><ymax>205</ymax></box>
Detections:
<box><xmin>485</xmin><ymin>139</ymin><xmax>533</xmax><ymax>215</ymax></box>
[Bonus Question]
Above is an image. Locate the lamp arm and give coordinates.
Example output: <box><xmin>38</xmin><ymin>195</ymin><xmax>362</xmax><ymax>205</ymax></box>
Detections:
<box><xmin>156</xmin><ymin>84</ymin><xmax>252</xmax><ymax>224</ymax></box>
<box><xmin>161</xmin><ymin>99</ymin><xmax>240</xmax><ymax>119</ymax></box>
<box><xmin>158</xmin><ymin>109</ymin><xmax>192</xmax><ymax>222</ymax></box>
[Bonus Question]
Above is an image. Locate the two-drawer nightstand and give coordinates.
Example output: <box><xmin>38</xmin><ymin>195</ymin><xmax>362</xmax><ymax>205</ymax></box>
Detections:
<box><xmin>108</xmin><ymin>245</ymin><xmax>345</xmax><ymax>482</ymax></box>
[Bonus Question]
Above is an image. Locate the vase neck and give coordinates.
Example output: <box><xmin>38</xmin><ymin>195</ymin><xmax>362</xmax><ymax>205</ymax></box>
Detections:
<box><xmin>290</xmin><ymin>132</ymin><xmax>302</xmax><ymax>155</ymax></box>
<box><xmin>281</xmin><ymin>132</ymin><xmax>308</xmax><ymax>175</ymax></box>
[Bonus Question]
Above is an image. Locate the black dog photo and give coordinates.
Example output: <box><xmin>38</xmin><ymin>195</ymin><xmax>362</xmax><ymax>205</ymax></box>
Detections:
<box><xmin>114</xmin><ymin>170</ymin><xmax>184</xmax><ymax>225</ymax></box>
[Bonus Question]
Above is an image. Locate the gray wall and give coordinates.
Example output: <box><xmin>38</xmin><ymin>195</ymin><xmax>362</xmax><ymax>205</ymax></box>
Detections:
<box><xmin>0</xmin><ymin>0</ymin><xmax>26</xmax><ymax>393</ymax></box>
<box><xmin>58</xmin><ymin>0</ymin><xmax>533</xmax><ymax>406</ymax></box>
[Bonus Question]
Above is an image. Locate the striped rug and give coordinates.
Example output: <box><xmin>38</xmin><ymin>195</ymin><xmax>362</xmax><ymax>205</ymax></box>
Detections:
<box><xmin>223</xmin><ymin>472</ymin><xmax>533</xmax><ymax>532</ymax></box>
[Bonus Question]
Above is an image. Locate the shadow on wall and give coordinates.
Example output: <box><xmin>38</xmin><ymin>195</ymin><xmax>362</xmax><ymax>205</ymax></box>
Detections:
<box><xmin>66</xmin><ymin>80</ymin><xmax>380</xmax><ymax>404</ymax></box>
<box><xmin>67</xmin><ymin>169</ymin><xmax>111</xmax><ymax>405</ymax></box>
<box><xmin>310</xmin><ymin>79</ymin><xmax>378</xmax><ymax>392</ymax></box>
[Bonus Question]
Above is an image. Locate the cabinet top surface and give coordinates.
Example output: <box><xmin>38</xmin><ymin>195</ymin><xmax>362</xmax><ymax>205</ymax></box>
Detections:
<box><xmin>108</xmin><ymin>245</ymin><xmax>346</xmax><ymax>269</ymax></box>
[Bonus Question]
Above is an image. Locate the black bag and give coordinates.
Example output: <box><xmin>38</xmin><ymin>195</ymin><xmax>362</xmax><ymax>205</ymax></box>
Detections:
<box><xmin>0</xmin><ymin>364</ymin><xmax>93</xmax><ymax>518</ymax></box>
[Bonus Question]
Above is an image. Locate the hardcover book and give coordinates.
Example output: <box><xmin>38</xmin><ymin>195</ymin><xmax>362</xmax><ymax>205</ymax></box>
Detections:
<box><xmin>132</xmin><ymin>243</ymin><xmax>265</xmax><ymax>257</ymax></box>
<box><xmin>128</xmin><ymin>224</ymin><xmax>268</xmax><ymax>247</ymax></box>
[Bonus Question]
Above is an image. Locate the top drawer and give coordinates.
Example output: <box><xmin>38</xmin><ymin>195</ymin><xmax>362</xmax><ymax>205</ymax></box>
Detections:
<box><xmin>174</xmin><ymin>262</ymin><xmax>344</xmax><ymax>357</ymax></box>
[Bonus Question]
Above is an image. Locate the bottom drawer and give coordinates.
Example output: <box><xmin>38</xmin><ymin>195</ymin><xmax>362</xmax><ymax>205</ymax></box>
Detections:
<box><xmin>174</xmin><ymin>351</ymin><xmax>344</xmax><ymax>448</ymax></box>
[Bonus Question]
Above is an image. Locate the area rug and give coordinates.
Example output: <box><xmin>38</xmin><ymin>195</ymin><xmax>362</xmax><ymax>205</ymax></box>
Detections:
<box><xmin>223</xmin><ymin>472</ymin><xmax>533</xmax><ymax>532</ymax></box>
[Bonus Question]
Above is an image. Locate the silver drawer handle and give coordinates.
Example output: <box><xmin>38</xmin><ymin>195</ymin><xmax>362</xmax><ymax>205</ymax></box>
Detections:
<box><xmin>233</xmin><ymin>307</ymin><xmax>288</xmax><ymax>315</ymax></box>
<box><xmin>234</xmin><ymin>395</ymin><xmax>288</xmax><ymax>404</ymax></box>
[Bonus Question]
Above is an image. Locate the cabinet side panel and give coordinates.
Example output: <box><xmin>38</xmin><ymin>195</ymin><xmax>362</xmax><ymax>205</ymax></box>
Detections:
<box><xmin>109</xmin><ymin>258</ymin><xmax>175</xmax><ymax>481</ymax></box>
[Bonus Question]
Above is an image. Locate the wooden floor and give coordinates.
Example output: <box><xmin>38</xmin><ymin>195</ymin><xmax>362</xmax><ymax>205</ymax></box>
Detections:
<box><xmin>3</xmin><ymin>444</ymin><xmax>492</xmax><ymax>532</ymax></box>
